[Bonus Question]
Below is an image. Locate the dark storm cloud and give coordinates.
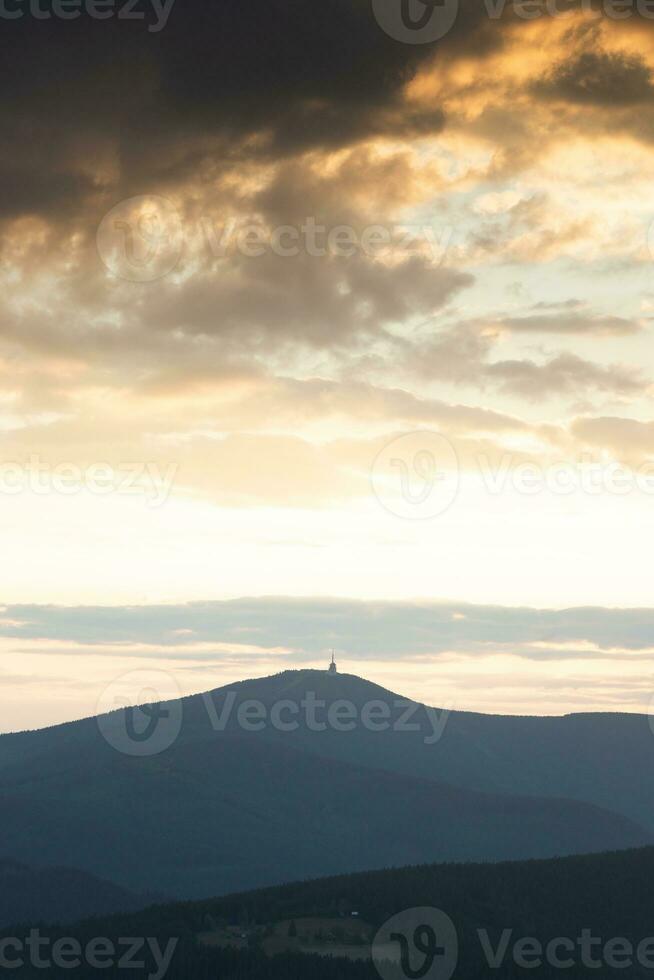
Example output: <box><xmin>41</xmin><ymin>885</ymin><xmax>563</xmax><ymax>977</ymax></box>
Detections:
<box><xmin>538</xmin><ymin>50</ymin><xmax>654</xmax><ymax>106</ymax></box>
<box><xmin>0</xmin><ymin>168</ymin><xmax>99</xmax><ymax>222</ymax></box>
<box><xmin>139</xmin><ymin>254</ymin><xmax>473</xmax><ymax>350</ymax></box>
<box><xmin>0</xmin><ymin>0</ymin><xmax>499</xmax><ymax>222</ymax></box>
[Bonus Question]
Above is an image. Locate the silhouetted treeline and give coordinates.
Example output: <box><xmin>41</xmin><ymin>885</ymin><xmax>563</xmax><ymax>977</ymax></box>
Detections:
<box><xmin>3</xmin><ymin>847</ymin><xmax>654</xmax><ymax>976</ymax></box>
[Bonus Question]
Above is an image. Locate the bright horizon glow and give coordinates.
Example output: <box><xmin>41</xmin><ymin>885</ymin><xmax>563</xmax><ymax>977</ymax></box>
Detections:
<box><xmin>2</xmin><ymin>471</ymin><xmax>654</xmax><ymax>608</ymax></box>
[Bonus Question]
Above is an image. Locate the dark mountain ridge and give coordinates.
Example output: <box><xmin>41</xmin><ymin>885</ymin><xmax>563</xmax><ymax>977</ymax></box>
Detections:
<box><xmin>0</xmin><ymin>669</ymin><xmax>651</xmax><ymax>898</ymax></box>
<box><xmin>0</xmin><ymin>859</ymin><xmax>159</xmax><ymax>928</ymax></box>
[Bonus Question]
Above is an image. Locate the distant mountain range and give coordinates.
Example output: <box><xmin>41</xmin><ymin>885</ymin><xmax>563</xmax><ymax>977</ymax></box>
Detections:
<box><xmin>0</xmin><ymin>859</ymin><xmax>159</xmax><ymax>928</ymax></box>
<box><xmin>0</xmin><ymin>670</ymin><xmax>652</xmax><ymax>899</ymax></box>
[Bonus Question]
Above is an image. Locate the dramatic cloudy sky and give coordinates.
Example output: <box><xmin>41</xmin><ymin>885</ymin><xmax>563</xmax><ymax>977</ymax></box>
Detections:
<box><xmin>2</xmin><ymin>0</ymin><xmax>654</xmax><ymax>727</ymax></box>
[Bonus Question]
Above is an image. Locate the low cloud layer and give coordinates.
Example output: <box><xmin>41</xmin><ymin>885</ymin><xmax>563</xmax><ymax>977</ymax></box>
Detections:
<box><xmin>2</xmin><ymin>599</ymin><xmax>654</xmax><ymax>731</ymax></box>
<box><xmin>3</xmin><ymin>597</ymin><xmax>654</xmax><ymax>656</ymax></box>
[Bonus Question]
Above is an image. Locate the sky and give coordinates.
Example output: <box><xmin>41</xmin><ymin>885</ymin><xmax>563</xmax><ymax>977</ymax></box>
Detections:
<box><xmin>2</xmin><ymin>0</ymin><xmax>654</xmax><ymax>727</ymax></box>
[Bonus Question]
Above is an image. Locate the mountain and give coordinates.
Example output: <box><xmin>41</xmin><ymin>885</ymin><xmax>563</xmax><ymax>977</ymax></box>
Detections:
<box><xmin>182</xmin><ymin>669</ymin><xmax>654</xmax><ymax>831</ymax></box>
<box><xmin>0</xmin><ymin>859</ymin><xmax>159</xmax><ymax>928</ymax></box>
<box><xmin>0</xmin><ymin>670</ymin><xmax>651</xmax><ymax>898</ymax></box>
<box><xmin>6</xmin><ymin>847</ymin><xmax>654</xmax><ymax>978</ymax></box>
